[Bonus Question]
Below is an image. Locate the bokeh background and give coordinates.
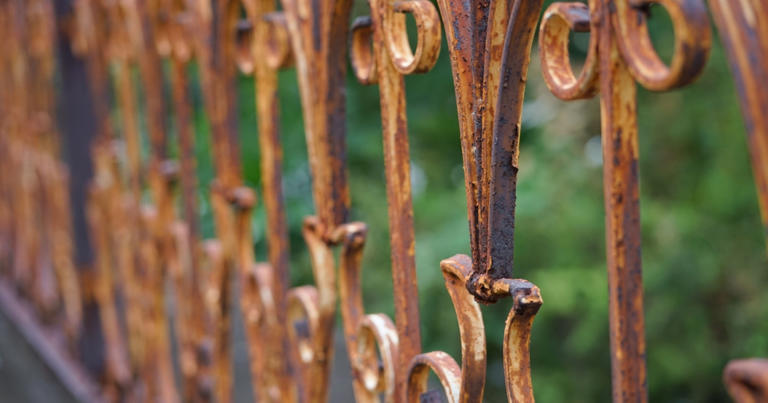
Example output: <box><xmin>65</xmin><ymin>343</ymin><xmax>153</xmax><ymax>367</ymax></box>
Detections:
<box><xmin>100</xmin><ymin>2</ymin><xmax>767</xmax><ymax>401</ymax></box>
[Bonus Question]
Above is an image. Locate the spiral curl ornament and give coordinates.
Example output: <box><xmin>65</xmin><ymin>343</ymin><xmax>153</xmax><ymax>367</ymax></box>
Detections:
<box><xmin>406</xmin><ymin>255</ymin><xmax>484</xmax><ymax>403</ymax></box>
<box><xmin>539</xmin><ymin>0</ymin><xmax>711</xmax><ymax>98</ymax></box>
<box><xmin>500</xmin><ymin>279</ymin><xmax>542</xmax><ymax>402</ymax></box>
<box><xmin>354</xmin><ymin>314</ymin><xmax>399</xmax><ymax>402</ymax></box>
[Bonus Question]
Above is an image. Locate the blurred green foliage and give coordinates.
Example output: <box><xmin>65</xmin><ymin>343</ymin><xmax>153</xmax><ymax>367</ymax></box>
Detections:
<box><xmin>174</xmin><ymin>3</ymin><xmax>768</xmax><ymax>401</ymax></box>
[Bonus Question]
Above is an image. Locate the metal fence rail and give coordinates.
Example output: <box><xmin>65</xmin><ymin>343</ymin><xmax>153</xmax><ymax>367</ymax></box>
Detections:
<box><xmin>0</xmin><ymin>0</ymin><xmax>765</xmax><ymax>401</ymax></box>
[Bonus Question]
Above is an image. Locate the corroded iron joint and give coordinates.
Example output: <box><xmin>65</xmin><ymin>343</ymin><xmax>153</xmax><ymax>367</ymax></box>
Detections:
<box><xmin>302</xmin><ymin>215</ymin><xmax>328</xmax><ymax>243</ymax></box>
<box><xmin>466</xmin><ymin>272</ymin><xmax>499</xmax><ymax>304</ymax></box>
<box><xmin>466</xmin><ymin>273</ymin><xmax>542</xmax><ymax>308</ymax></box>
<box><xmin>210</xmin><ymin>180</ymin><xmax>257</xmax><ymax>211</ymax></box>
<box><xmin>228</xmin><ymin>186</ymin><xmax>257</xmax><ymax>211</ymax></box>
<box><xmin>303</xmin><ymin>215</ymin><xmax>357</xmax><ymax>245</ymax></box>
<box><xmin>328</xmin><ymin>222</ymin><xmax>367</xmax><ymax>248</ymax></box>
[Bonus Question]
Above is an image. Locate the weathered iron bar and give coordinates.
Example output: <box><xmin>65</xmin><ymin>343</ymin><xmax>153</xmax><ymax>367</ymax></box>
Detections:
<box><xmin>153</xmin><ymin>1</ymin><xmax>214</xmax><ymax>400</ymax></box>
<box><xmin>350</xmin><ymin>0</ymin><xmax>441</xmax><ymax>398</ymax></box>
<box><xmin>539</xmin><ymin>0</ymin><xmax>711</xmax><ymax>400</ymax></box>
<box><xmin>240</xmin><ymin>3</ymin><xmax>296</xmax><ymax>401</ymax></box>
<box><xmin>709</xmin><ymin>0</ymin><xmax>768</xmax><ymax>251</ymax></box>
<box><xmin>709</xmin><ymin>1</ymin><xmax>768</xmax><ymax>401</ymax></box>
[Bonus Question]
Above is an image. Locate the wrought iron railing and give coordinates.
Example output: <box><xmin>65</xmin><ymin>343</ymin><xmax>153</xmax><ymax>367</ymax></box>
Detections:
<box><xmin>0</xmin><ymin>0</ymin><xmax>766</xmax><ymax>401</ymax></box>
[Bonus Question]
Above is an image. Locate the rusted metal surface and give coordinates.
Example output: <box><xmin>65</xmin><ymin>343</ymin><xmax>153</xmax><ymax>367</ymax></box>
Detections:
<box><xmin>710</xmin><ymin>0</ymin><xmax>768</xmax><ymax>250</ymax></box>
<box><xmin>724</xmin><ymin>359</ymin><xmax>768</xmax><ymax>403</ymax></box>
<box><xmin>708</xmin><ymin>1</ymin><xmax>768</xmax><ymax>400</ymax></box>
<box><xmin>154</xmin><ymin>2</ymin><xmax>219</xmax><ymax>400</ymax></box>
<box><xmin>232</xmin><ymin>3</ymin><xmax>296</xmax><ymax>402</ymax></box>
<box><xmin>709</xmin><ymin>0</ymin><xmax>768</xmax><ymax>243</ymax></box>
<box><xmin>539</xmin><ymin>0</ymin><xmax>710</xmax><ymax>400</ymax></box>
<box><xmin>350</xmin><ymin>0</ymin><xmax>440</xmax><ymax>398</ymax></box>
<box><xmin>281</xmin><ymin>0</ymin><xmax>352</xmax><ymax>237</ymax></box>
<box><xmin>76</xmin><ymin>0</ymin><xmax>180</xmax><ymax>400</ymax></box>
<box><xmin>1</xmin><ymin>0</ymin><xmax>767</xmax><ymax>402</ymax></box>
<box><xmin>420</xmin><ymin>0</ymin><xmax>545</xmax><ymax>401</ymax></box>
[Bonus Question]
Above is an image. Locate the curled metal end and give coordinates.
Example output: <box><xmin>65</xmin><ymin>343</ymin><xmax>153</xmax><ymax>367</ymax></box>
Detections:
<box><xmin>501</xmin><ymin>278</ymin><xmax>541</xmax><ymax>403</ymax></box>
<box><xmin>350</xmin><ymin>16</ymin><xmax>377</xmax><ymax>85</ymax></box>
<box><xmin>613</xmin><ymin>0</ymin><xmax>712</xmax><ymax>91</ymax></box>
<box><xmin>286</xmin><ymin>286</ymin><xmax>320</xmax><ymax>365</ymax></box>
<box><xmin>539</xmin><ymin>2</ymin><xmax>599</xmax><ymax>101</ymax></box>
<box><xmin>235</xmin><ymin>17</ymin><xmax>255</xmax><ymax>74</ymax></box>
<box><xmin>238</xmin><ymin>11</ymin><xmax>293</xmax><ymax>74</ymax></box>
<box><xmin>406</xmin><ymin>351</ymin><xmax>462</xmax><ymax>403</ymax></box>
<box><xmin>259</xmin><ymin>13</ymin><xmax>293</xmax><ymax>71</ymax></box>
<box><xmin>403</xmin><ymin>255</ymin><xmax>486</xmax><ymax>402</ymax></box>
<box><xmin>169</xmin><ymin>12</ymin><xmax>196</xmax><ymax>62</ymax></box>
<box><xmin>385</xmin><ymin>0</ymin><xmax>441</xmax><ymax>75</ymax></box>
<box><xmin>540</xmin><ymin>0</ymin><xmax>711</xmax><ymax>97</ymax></box>
<box><xmin>724</xmin><ymin>358</ymin><xmax>768</xmax><ymax>403</ymax></box>
<box><xmin>494</xmin><ymin>278</ymin><xmax>543</xmax><ymax>315</ymax></box>
<box><xmin>353</xmin><ymin>314</ymin><xmax>399</xmax><ymax>401</ymax></box>
<box><xmin>328</xmin><ymin>221</ymin><xmax>367</xmax><ymax>248</ymax></box>
<box><xmin>242</xmin><ymin>263</ymin><xmax>276</xmax><ymax>327</ymax></box>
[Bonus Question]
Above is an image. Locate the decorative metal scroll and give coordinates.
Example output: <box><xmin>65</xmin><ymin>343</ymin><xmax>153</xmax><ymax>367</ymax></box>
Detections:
<box><xmin>0</xmin><ymin>0</ymin><xmax>767</xmax><ymax>402</ymax></box>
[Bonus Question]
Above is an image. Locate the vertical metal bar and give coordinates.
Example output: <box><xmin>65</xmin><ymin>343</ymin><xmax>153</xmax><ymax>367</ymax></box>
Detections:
<box><xmin>115</xmin><ymin>2</ymin><xmax>178</xmax><ymax>400</ymax></box>
<box><xmin>598</xmin><ymin>26</ymin><xmax>647</xmax><ymax>402</ymax></box>
<box><xmin>168</xmin><ymin>50</ymin><xmax>206</xmax><ymax>403</ymax></box>
<box><xmin>362</xmin><ymin>6</ymin><xmax>423</xmax><ymax>398</ymax></box>
<box><xmin>359</xmin><ymin>0</ymin><xmax>441</xmax><ymax>394</ymax></box>
<box><xmin>190</xmin><ymin>2</ymin><xmax>247</xmax><ymax>400</ymax></box>
<box><xmin>280</xmin><ymin>0</ymin><xmax>352</xmax><ymax>237</ymax></box>
<box><xmin>275</xmin><ymin>0</ymin><xmax>354</xmax><ymax>400</ymax></box>
<box><xmin>539</xmin><ymin>0</ymin><xmax>710</xmax><ymax>399</ymax></box>
<box><xmin>171</xmin><ymin>60</ymin><xmax>201</xmax><ymax>245</ymax></box>
<box><xmin>252</xmin><ymin>12</ymin><xmax>295</xmax><ymax>401</ymax></box>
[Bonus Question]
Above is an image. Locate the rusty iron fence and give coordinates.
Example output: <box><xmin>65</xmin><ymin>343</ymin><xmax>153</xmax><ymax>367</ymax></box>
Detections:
<box><xmin>0</xmin><ymin>0</ymin><xmax>766</xmax><ymax>401</ymax></box>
